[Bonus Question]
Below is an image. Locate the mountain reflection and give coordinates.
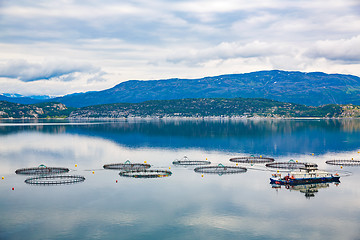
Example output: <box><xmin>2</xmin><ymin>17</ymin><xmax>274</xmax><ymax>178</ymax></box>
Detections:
<box><xmin>1</xmin><ymin>119</ymin><xmax>360</xmax><ymax>156</ymax></box>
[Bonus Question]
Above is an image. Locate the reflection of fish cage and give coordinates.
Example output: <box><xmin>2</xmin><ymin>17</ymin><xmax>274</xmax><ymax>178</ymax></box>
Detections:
<box><xmin>15</xmin><ymin>164</ymin><xmax>69</xmax><ymax>175</ymax></box>
<box><xmin>173</xmin><ymin>156</ymin><xmax>211</xmax><ymax>166</ymax></box>
<box><xmin>230</xmin><ymin>155</ymin><xmax>275</xmax><ymax>164</ymax></box>
<box><xmin>326</xmin><ymin>159</ymin><xmax>360</xmax><ymax>166</ymax></box>
<box><xmin>266</xmin><ymin>161</ymin><xmax>308</xmax><ymax>170</ymax></box>
<box><xmin>194</xmin><ymin>163</ymin><xmax>247</xmax><ymax>175</ymax></box>
<box><xmin>119</xmin><ymin>170</ymin><xmax>172</xmax><ymax>178</ymax></box>
<box><xmin>25</xmin><ymin>175</ymin><xmax>85</xmax><ymax>185</ymax></box>
<box><xmin>103</xmin><ymin>160</ymin><xmax>151</xmax><ymax>171</ymax></box>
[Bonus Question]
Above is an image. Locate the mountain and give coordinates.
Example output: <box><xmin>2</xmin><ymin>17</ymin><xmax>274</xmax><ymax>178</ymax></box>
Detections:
<box><xmin>52</xmin><ymin>70</ymin><xmax>360</xmax><ymax>107</ymax></box>
<box><xmin>0</xmin><ymin>93</ymin><xmax>53</xmax><ymax>104</ymax></box>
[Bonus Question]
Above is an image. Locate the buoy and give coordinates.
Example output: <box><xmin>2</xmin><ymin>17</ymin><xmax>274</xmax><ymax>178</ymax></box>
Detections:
<box><xmin>92</xmin><ymin>171</ymin><xmax>95</xmax><ymax>174</ymax></box>
<box><xmin>341</xmin><ymin>166</ymin><xmax>343</xmax><ymax>169</ymax></box>
<box><xmin>201</xmin><ymin>174</ymin><xmax>204</xmax><ymax>177</ymax></box>
<box><xmin>116</xmin><ymin>180</ymin><xmax>118</xmax><ymax>183</ymax></box>
<box><xmin>260</xmin><ymin>155</ymin><xmax>262</xmax><ymax>158</ymax></box>
<box><xmin>75</xmin><ymin>164</ymin><xmax>77</xmax><ymax>167</ymax></box>
<box><xmin>1</xmin><ymin>176</ymin><xmax>4</xmax><ymax>180</ymax></box>
<box><xmin>312</xmin><ymin>153</ymin><xmax>314</xmax><ymax>156</ymax></box>
<box><xmin>169</xmin><ymin>167</ymin><xmax>171</xmax><ymax>169</ymax></box>
<box><xmin>144</xmin><ymin>161</ymin><xmax>147</xmax><ymax>164</ymax></box>
<box><xmin>12</xmin><ymin>187</ymin><xmax>14</xmax><ymax>191</ymax></box>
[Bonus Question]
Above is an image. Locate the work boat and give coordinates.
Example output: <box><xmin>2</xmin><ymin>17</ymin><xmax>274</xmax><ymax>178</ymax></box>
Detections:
<box><xmin>270</xmin><ymin>163</ymin><xmax>340</xmax><ymax>185</ymax></box>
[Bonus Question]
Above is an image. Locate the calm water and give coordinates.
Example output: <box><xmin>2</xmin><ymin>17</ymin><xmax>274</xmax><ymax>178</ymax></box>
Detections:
<box><xmin>1</xmin><ymin>119</ymin><xmax>360</xmax><ymax>240</ymax></box>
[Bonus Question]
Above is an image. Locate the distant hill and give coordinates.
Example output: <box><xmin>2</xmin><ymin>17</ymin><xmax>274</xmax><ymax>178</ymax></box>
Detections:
<box><xmin>1</xmin><ymin>98</ymin><xmax>360</xmax><ymax>119</ymax></box>
<box><xmin>52</xmin><ymin>70</ymin><xmax>360</xmax><ymax>107</ymax></box>
<box><xmin>0</xmin><ymin>101</ymin><xmax>75</xmax><ymax>118</ymax></box>
<box><xmin>69</xmin><ymin>98</ymin><xmax>360</xmax><ymax>119</ymax></box>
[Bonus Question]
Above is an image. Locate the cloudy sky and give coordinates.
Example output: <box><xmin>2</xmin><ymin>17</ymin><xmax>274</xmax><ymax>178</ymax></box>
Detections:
<box><xmin>1</xmin><ymin>0</ymin><xmax>360</xmax><ymax>96</ymax></box>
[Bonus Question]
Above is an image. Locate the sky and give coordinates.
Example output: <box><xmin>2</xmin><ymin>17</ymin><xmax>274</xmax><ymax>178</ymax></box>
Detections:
<box><xmin>1</xmin><ymin>0</ymin><xmax>360</xmax><ymax>96</ymax></box>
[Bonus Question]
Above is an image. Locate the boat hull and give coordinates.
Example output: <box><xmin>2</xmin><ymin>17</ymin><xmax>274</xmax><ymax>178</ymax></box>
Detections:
<box><xmin>270</xmin><ymin>176</ymin><xmax>340</xmax><ymax>185</ymax></box>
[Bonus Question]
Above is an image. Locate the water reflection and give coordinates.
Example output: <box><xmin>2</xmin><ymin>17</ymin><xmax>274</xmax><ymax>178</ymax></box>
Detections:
<box><xmin>1</xmin><ymin>119</ymin><xmax>360</xmax><ymax>156</ymax></box>
<box><xmin>271</xmin><ymin>182</ymin><xmax>340</xmax><ymax>199</ymax></box>
<box><xmin>1</xmin><ymin>120</ymin><xmax>360</xmax><ymax>240</ymax></box>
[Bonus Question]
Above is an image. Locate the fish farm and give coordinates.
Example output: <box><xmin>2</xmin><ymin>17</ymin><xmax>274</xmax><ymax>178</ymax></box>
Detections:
<box><xmin>119</xmin><ymin>169</ymin><xmax>172</xmax><ymax>178</ymax></box>
<box><xmin>103</xmin><ymin>160</ymin><xmax>151</xmax><ymax>170</ymax></box>
<box><xmin>24</xmin><ymin>175</ymin><xmax>86</xmax><ymax>185</ymax></box>
<box><xmin>172</xmin><ymin>156</ymin><xmax>211</xmax><ymax>165</ymax></box>
<box><xmin>325</xmin><ymin>160</ymin><xmax>360</xmax><ymax>166</ymax></box>
<box><xmin>13</xmin><ymin>155</ymin><xmax>356</xmax><ymax>186</ymax></box>
<box><xmin>194</xmin><ymin>163</ymin><xmax>247</xmax><ymax>174</ymax></box>
<box><xmin>229</xmin><ymin>155</ymin><xmax>275</xmax><ymax>164</ymax></box>
<box><xmin>15</xmin><ymin>165</ymin><xmax>70</xmax><ymax>175</ymax></box>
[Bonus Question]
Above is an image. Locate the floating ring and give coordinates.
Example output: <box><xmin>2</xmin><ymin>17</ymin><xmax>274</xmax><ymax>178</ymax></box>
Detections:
<box><xmin>119</xmin><ymin>170</ymin><xmax>172</xmax><ymax>178</ymax></box>
<box><xmin>326</xmin><ymin>160</ymin><xmax>360</xmax><ymax>166</ymax></box>
<box><xmin>103</xmin><ymin>162</ymin><xmax>151</xmax><ymax>170</ymax></box>
<box><xmin>230</xmin><ymin>155</ymin><xmax>275</xmax><ymax>164</ymax></box>
<box><xmin>173</xmin><ymin>156</ymin><xmax>211</xmax><ymax>166</ymax></box>
<box><xmin>194</xmin><ymin>163</ymin><xmax>247</xmax><ymax>174</ymax></box>
<box><xmin>265</xmin><ymin>162</ymin><xmax>308</xmax><ymax>170</ymax></box>
<box><xmin>15</xmin><ymin>166</ymin><xmax>69</xmax><ymax>175</ymax></box>
<box><xmin>25</xmin><ymin>175</ymin><xmax>85</xmax><ymax>185</ymax></box>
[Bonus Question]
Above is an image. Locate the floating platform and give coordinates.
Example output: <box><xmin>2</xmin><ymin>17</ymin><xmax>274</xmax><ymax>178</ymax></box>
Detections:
<box><xmin>266</xmin><ymin>161</ymin><xmax>307</xmax><ymax>170</ymax></box>
<box><xmin>325</xmin><ymin>159</ymin><xmax>360</xmax><ymax>166</ymax></box>
<box><xmin>194</xmin><ymin>163</ymin><xmax>247</xmax><ymax>175</ymax></box>
<box><xmin>119</xmin><ymin>169</ymin><xmax>172</xmax><ymax>178</ymax></box>
<box><xmin>173</xmin><ymin>156</ymin><xmax>211</xmax><ymax>166</ymax></box>
<box><xmin>25</xmin><ymin>175</ymin><xmax>85</xmax><ymax>185</ymax></box>
<box><xmin>103</xmin><ymin>160</ymin><xmax>151</xmax><ymax>170</ymax></box>
<box><xmin>230</xmin><ymin>155</ymin><xmax>275</xmax><ymax>164</ymax></box>
<box><xmin>15</xmin><ymin>165</ymin><xmax>69</xmax><ymax>175</ymax></box>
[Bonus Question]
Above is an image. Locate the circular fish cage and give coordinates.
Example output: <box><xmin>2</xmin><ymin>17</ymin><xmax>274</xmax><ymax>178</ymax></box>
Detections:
<box><xmin>326</xmin><ymin>159</ymin><xmax>360</xmax><ymax>166</ymax></box>
<box><xmin>194</xmin><ymin>163</ymin><xmax>247</xmax><ymax>175</ymax></box>
<box><xmin>265</xmin><ymin>160</ymin><xmax>308</xmax><ymax>170</ymax></box>
<box><xmin>119</xmin><ymin>169</ymin><xmax>172</xmax><ymax>178</ymax></box>
<box><xmin>24</xmin><ymin>175</ymin><xmax>85</xmax><ymax>185</ymax></box>
<box><xmin>103</xmin><ymin>160</ymin><xmax>151</xmax><ymax>171</ymax></box>
<box><xmin>229</xmin><ymin>155</ymin><xmax>275</xmax><ymax>164</ymax></box>
<box><xmin>173</xmin><ymin>156</ymin><xmax>211</xmax><ymax>166</ymax></box>
<box><xmin>15</xmin><ymin>164</ymin><xmax>69</xmax><ymax>175</ymax></box>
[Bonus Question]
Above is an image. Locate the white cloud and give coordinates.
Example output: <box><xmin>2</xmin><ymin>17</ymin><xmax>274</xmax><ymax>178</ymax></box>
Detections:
<box><xmin>167</xmin><ymin>40</ymin><xmax>286</xmax><ymax>64</ymax></box>
<box><xmin>0</xmin><ymin>0</ymin><xmax>360</xmax><ymax>96</ymax></box>
<box><xmin>306</xmin><ymin>35</ymin><xmax>360</xmax><ymax>62</ymax></box>
<box><xmin>0</xmin><ymin>59</ymin><xmax>103</xmax><ymax>82</ymax></box>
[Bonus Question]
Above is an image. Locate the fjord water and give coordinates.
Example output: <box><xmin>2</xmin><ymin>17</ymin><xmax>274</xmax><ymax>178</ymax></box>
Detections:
<box><xmin>1</xmin><ymin>119</ymin><xmax>360</xmax><ymax>240</ymax></box>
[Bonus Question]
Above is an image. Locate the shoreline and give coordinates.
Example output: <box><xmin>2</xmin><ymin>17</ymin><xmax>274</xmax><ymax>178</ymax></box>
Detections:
<box><xmin>1</xmin><ymin>116</ymin><xmax>359</xmax><ymax>121</ymax></box>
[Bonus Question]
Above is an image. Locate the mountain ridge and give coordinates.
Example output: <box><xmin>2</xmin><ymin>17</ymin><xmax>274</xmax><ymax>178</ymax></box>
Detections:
<box><xmin>54</xmin><ymin>70</ymin><xmax>360</xmax><ymax>107</ymax></box>
<box><xmin>3</xmin><ymin>70</ymin><xmax>360</xmax><ymax>107</ymax></box>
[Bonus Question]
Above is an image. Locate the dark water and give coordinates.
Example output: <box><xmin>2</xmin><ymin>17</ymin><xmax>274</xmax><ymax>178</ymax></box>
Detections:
<box><xmin>1</xmin><ymin>119</ymin><xmax>360</xmax><ymax>240</ymax></box>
